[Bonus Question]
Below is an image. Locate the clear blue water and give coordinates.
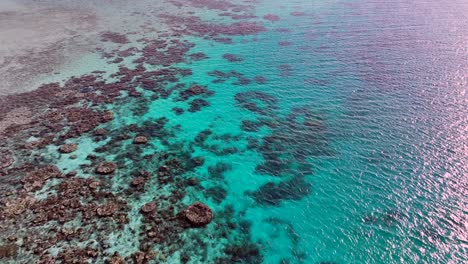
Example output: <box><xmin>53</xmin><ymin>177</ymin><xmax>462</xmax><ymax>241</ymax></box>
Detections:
<box><xmin>2</xmin><ymin>0</ymin><xmax>467</xmax><ymax>263</ymax></box>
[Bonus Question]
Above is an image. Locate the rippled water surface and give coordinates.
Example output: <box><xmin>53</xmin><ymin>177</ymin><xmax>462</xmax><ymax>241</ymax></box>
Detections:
<box><xmin>0</xmin><ymin>0</ymin><xmax>467</xmax><ymax>263</ymax></box>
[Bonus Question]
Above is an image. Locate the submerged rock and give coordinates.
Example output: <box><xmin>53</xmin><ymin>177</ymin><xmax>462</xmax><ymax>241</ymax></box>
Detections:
<box><xmin>95</xmin><ymin>162</ymin><xmax>117</xmax><ymax>175</ymax></box>
<box><xmin>183</xmin><ymin>202</ymin><xmax>213</xmax><ymax>227</ymax></box>
<box><xmin>59</xmin><ymin>143</ymin><xmax>78</xmax><ymax>154</ymax></box>
<box><xmin>133</xmin><ymin>136</ymin><xmax>148</xmax><ymax>144</ymax></box>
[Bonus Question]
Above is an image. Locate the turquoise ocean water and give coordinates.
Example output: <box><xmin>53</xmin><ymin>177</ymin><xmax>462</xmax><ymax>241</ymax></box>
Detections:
<box><xmin>2</xmin><ymin>0</ymin><xmax>467</xmax><ymax>263</ymax></box>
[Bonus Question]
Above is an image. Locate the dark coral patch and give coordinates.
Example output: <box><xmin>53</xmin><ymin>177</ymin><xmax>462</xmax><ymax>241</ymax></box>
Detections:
<box><xmin>189</xmin><ymin>52</ymin><xmax>209</xmax><ymax>61</ymax></box>
<box><xmin>182</xmin><ymin>202</ymin><xmax>213</xmax><ymax>227</ymax></box>
<box><xmin>189</xmin><ymin>98</ymin><xmax>210</xmax><ymax>112</ymax></box>
<box><xmin>169</xmin><ymin>0</ymin><xmax>240</xmax><ymax>11</ymax></box>
<box><xmin>208</xmin><ymin>70</ymin><xmax>251</xmax><ymax>85</ymax></box>
<box><xmin>95</xmin><ymin>162</ymin><xmax>117</xmax><ymax>175</ymax></box>
<box><xmin>213</xmin><ymin>37</ymin><xmax>233</xmax><ymax>44</ymax></box>
<box><xmin>254</xmin><ymin>76</ymin><xmax>267</xmax><ymax>84</ymax></box>
<box><xmin>208</xmin><ymin>162</ymin><xmax>232</xmax><ymax>179</ymax></box>
<box><xmin>59</xmin><ymin>144</ymin><xmax>77</xmax><ymax>154</ymax></box>
<box><xmin>179</xmin><ymin>84</ymin><xmax>213</xmax><ymax>101</ymax></box>
<box><xmin>223</xmin><ymin>53</ymin><xmax>243</xmax><ymax>62</ymax></box>
<box><xmin>100</xmin><ymin>31</ymin><xmax>130</xmax><ymax>44</ymax></box>
<box><xmin>219</xmin><ymin>12</ymin><xmax>257</xmax><ymax>20</ymax></box>
<box><xmin>250</xmin><ymin>176</ymin><xmax>311</xmax><ymax>206</ymax></box>
<box><xmin>206</xmin><ymin>186</ymin><xmax>228</xmax><ymax>204</ymax></box>
<box><xmin>263</xmin><ymin>14</ymin><xmax>280</xmax><ymax>22</ymax></box>
<box><xmin>235</xmin><ymin>91</ymin><xmax>279</xmax><ymax>116</ymax></box>
<box><xmin>160</xmin><ymin>14</ymin><xmax>266</xmax><ymax>38</ymax></box>
<box><xmin>0</xmin><ymin>150</ymin><xmax>14</xmax><ymax>169</ymax></box>
<box><xmin>21</xmin><ymin>165</ymin><xmax>62</xmax><ymax>192</ymax></box>
<box><xmin>278</xmin><ymin>64</ymin><xmax>293</xmax><ymax>77</ymax></box>
<box><xmin>0</xmin><ymin>244</ymin><xmax>18</xmax><ymax>259</ymax></box>
<box><xmin>241</xmin><ymin>120</ymin><xmax>263</xmax><ymax>132</ymax></box>
<box><xmin>223</xmin><ymin>242</ymin><xmax>263</xmax><ymax>263</ymax></box>
<box><xmin>172</xmin><ymin>107</ymin><xmax>184</xmax><ymax>115</ymax></box>
<box><xmin>141</xmin><ymin>202</ymin><xmax>157</xmax><ymax>214</ymax></box>
<box><xmin>133</xmin><ymin>136</ymin><xmax>148</xmax><ymax>144</ymax></box>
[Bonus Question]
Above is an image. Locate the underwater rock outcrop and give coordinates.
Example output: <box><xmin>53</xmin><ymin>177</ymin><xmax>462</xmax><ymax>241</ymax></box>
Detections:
<box><xmin>182</xmin><ymin>202</ymin><xmax>213</xmax><ymax>227</ymax></box>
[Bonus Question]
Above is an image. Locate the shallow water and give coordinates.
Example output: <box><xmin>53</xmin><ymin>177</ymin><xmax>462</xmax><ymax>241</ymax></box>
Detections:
<box><xmin>0</xmin><ymin>0</ymin><xmax>467</xmax><ymax>263</ymax></box>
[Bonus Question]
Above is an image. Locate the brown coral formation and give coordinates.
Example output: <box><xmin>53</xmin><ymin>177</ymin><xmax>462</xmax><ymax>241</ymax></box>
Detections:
<box><xmin>59</xmin><ymin>143</ymin><xmax>78</xmax><ymax>153</ymax></box>
<box><xmin>95</xmin><ymin>162</ymin><xmax>117</xmax><ymax>175</ymax></box>
<box><xmin>141</xmin><ymin>202</ymin><xmax>156</xmax><ymax>214</ymax></box>
<box><xmin>0</xmin><ymin>244</ymin><xmax>18</xmax><ymax>259</ymax></box>
<box><xmin>21</xmin><ymin>165</ymin><xmax>62</xmax><ymax>192</ymax></box>
<box><xmin>133</xmin><ymin>136</ymin><xmax>148</xmax><ymax>144</ymax></box>
<box><xmin>182</xmin><ymin>202</ymin><xmax>213</xmax><ymax>227</ymax></box>
<box><xmin>0</xmin><ymin>150</ymin><xmax>14</xmax><ymax>169</ymax></box>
